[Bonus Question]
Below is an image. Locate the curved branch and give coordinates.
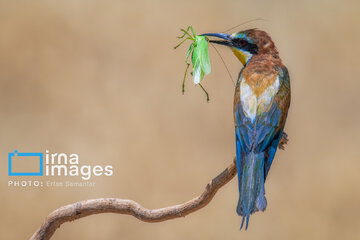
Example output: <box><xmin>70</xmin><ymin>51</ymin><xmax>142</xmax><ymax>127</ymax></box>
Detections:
<box><xmin>30</xmin><ymin>158</ymin><xmax>237</xmax><ymax>240</ymax></box>
<box><xmin>30</xmin><ymin>133</ymin><xmax>288</xmax><ymax>240</ymax></box>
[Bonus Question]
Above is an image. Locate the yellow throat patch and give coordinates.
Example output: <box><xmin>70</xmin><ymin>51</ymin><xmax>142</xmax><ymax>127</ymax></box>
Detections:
<box><xmin>232</xmin><ymin>48</ymin><xmax>252</xmax><ymax>66</ymax></box>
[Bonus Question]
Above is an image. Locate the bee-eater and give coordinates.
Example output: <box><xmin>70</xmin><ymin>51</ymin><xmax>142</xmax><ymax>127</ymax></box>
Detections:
<box><xmin>201</xmin><ymin>29</ymin><xmax>291</xmax><ymax>229</ymax></box>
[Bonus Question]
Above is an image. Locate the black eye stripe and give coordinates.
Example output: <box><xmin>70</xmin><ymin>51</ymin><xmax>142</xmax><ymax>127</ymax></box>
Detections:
<box><xmin>233</xmin><ymin>38</ymin><xmax>246</xmax><ymax>44</ymax></box>
<box><xmin>233</xmin><ymin>39</ymin><xmax>249</xmax><ymax>48</ymax></box>
<box><xmin>232</xmin><ymin>38</ymin><xmax>258</xmax><ymax>54</ymax></box>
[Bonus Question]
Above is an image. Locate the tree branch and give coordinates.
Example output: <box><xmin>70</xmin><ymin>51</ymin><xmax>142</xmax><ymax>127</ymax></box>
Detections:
<box><xmin>30</xmin><ymin>158</ymin><xmax>237</xmax><ymax>240</ymax></box>
<box><xmin>30</xmin><ymin>132</ymin><xmax>288</xmax><ymax>240</ymax></box>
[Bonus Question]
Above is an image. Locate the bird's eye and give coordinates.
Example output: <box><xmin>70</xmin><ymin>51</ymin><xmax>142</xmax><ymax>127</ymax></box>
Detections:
<box><xmin>239</xmin><ymin>39</ymin><xmax>247</xmax><ymax>47</ymax></box>
<box><xmin>234</xmin><ymin>38</ymin><xmax>248</xmax><ymax>48</ymax></box>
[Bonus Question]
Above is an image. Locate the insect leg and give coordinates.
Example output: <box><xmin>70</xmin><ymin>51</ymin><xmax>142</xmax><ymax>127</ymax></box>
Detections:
<box><xmin>189</xmin><ymin>26</ymin><xmax>196</xmax><ymax>38</ymax></box>
<box><xmin>182</xmin><ymin>43</ymin><xmax>194</xmax><ymax>94</ymax></box>
<box><xmin>178</xmin><ymin>27</ymin><xmax>195</xmax><ymax>40</ymax></box>
<box><xmin>174</xmin><ymin>37</ymin><xmax>192</xmax><ymax>49</ymax></box>
<box><xmin>198</xmin><ymin>83</ymin><xmax>210</xmax><ymax>102</ymax></box>
<box><xmin>177</xmin><ymin>26</ymin><xmax>192</xmax><ymax>39</ymax></box>
<box><xmin>182</xmin><ymin>62</ymin><xmax>190</xmax><ymax>94</ymax></box>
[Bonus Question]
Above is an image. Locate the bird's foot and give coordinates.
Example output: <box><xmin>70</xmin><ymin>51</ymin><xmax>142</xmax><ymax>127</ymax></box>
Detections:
<box><xmin>278</xmin><ymin>132</ymin><xmax>289</xmax><ymax>150</ymax></box>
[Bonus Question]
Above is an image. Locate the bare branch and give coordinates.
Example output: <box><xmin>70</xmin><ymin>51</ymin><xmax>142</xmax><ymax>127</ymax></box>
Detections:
<box><xmin>29</xmin><ymin>133</ymin><xmax>288</xmax><ymax>240</ymax></box>
<box><xmin>30</xmin><ymin>158</ymin><xmax>237</xmax><ymax>240</ymax></box>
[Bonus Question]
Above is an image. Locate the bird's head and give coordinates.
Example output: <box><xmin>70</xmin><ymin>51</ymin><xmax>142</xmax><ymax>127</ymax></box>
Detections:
<box><xmin>201</xmin><ymin>29</ymin><xmax>278</xmax><ymax>66</ymax></box>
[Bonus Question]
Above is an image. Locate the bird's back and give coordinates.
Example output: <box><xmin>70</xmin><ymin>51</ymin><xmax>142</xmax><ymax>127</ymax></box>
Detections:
<box><xmin>233</xmin><ymin>54</ymin><xmax>290</xmax><ymax>229</ymax></box>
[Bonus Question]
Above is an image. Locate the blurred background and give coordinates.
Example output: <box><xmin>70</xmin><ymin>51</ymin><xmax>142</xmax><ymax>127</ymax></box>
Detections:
<box><xmin>1</xmin><ymin>0</ymin><xmax>360</xmax><ymax>239</ymax></box>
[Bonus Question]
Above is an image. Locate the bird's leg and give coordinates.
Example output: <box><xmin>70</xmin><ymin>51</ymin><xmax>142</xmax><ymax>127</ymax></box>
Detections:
<box><xmin>278</xmin><ymin>132</ymin><xmax>289</xmax><ymax>150</ymax></box>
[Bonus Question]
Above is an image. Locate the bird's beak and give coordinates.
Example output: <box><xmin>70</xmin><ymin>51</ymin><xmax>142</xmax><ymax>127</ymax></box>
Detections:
<box><xmin>200</xmin><ymin>33</ymin><xmax>232</xmax><ymax>47</ymax></box>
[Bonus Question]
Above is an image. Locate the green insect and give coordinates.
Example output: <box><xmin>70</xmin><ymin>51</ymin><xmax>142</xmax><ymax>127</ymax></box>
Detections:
<box><xmin>174</xmin><ymin>26</ymin><xmax>211</xmax><ymax>102</ymax></box>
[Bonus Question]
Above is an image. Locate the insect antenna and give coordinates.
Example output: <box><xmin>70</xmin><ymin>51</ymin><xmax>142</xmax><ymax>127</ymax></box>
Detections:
<box><xmin>209</xmin><ymin>42</ymin><xmax>235</xmax><ymax>87</ymax></box>
<box><xmin>222</xmin><ymin>18</ymin><xmax>267</xmax><ymax>33</ymax></box>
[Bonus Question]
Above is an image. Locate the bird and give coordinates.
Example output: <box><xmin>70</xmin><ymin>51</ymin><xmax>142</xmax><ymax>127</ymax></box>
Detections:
<box><xmin>201</xmin><ymin>29</ymin><xmax>291</xmax><ymax>230</ymax></box>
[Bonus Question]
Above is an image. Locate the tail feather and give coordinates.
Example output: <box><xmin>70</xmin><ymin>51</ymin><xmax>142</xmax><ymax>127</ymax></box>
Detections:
<box><xmin>246</xmin><ymin>214</ymin><xmax>250</xmax><ymax>230</ymax></box>
<box><xmin>236</xmin><ymin>152</ymin><xmax>267</xmax><ymax>230</ymax></box>
<box><xmin>240</xmin><ymin>215</ymin><xmax>245</xmax><ymax>230</ymax></box>
<box><xmin>255</xmin><ymin>184</ymin><xmax>267</xmax><ymax>211</ymax></box>
<box><xmin>240</xmin><ymin>214</ymin><xmax>251</xmax><ymax>230</ymax></box>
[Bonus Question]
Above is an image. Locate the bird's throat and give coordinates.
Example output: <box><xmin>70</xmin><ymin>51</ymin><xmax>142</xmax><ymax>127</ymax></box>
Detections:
<box><xmin>232</xmin><ymin>49</ymin><xmax>252</xmax><ymax>66</ymax></box>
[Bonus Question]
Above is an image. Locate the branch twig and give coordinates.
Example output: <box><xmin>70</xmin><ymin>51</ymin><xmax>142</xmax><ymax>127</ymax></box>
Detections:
<box><xmin>30</xmin><ymin>132</ymin><xmax>288</xmax><ymax>240</ymax></box>
<box><xmin>30</xmin><ymin>158</ymin><xmax>237</xmax><ymax>240</ymax></box>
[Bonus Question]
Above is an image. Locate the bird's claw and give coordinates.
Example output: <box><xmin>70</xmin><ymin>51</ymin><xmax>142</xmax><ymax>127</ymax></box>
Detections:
<box><xmin>278</xmin><ymin>132</ymin><xmax>289</xmax><ymax>150</ymax></box>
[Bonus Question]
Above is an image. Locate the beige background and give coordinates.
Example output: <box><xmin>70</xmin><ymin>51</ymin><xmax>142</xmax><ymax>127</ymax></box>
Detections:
<box><xmin>1</xmin><ymin>0</ymin><xmax>360</xmax><ymax>239</ymax></box>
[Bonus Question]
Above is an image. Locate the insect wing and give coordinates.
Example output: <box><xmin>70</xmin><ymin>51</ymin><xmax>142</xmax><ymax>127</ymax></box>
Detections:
<box><xmin>196</xmin><ymin>36</ymin><xmax>211</xmax><ymax>75</ymax></box>
<box><xmin>193</xmin><ymin>59</ymin><xmax>204</xmax><ymax>84</ymax></box>
<box><xmin>192</xmin><ymin>48</ymin><xmax>204</xmax><ymax>84</ymax></box>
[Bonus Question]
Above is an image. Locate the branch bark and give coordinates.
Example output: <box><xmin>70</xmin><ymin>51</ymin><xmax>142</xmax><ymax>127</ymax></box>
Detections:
<box><xmin>30</xmin><ymin>158</ymin><xmax>237</xmax><ymax>240</ymax></box>
<box><xmin>30</xmin><ymin>133</ymin><xmax>288</xmax><ymax>240</ymax></box>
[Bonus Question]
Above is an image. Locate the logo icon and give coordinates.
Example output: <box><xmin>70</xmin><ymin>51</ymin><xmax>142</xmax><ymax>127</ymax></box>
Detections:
<box><xmin>8</xmin><ymin>150</ymin><xmax>43</xmax><ymax>176</ymax></box>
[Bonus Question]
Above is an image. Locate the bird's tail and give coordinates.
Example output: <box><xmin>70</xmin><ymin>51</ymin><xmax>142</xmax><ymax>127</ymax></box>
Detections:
<box><xmin>236</xmin><ymin>152</ymin><xmax>267</xmax><ymax>230</ymax></box>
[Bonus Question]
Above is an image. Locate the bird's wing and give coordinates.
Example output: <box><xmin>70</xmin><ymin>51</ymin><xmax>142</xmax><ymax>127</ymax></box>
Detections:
<box><xmin>234</xmin><ymin>105</ymin><xmax>248</xmax><ymax>188</ymax></box>
<box><xmin>262</xmin><ymin>66</ymin><xmax>291</xmax><ymax>179</ymax></box>
<box><xmin>234</xmin><ymin>66</ymin><xmax>290</xmax><ymax>181</ymax></box>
